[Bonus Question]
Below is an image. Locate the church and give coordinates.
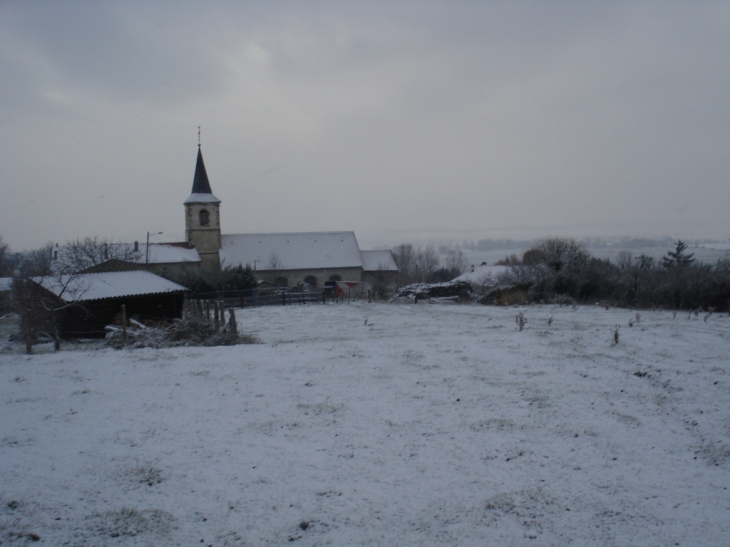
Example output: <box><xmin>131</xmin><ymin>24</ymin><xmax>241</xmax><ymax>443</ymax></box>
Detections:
<box><xmin>139</xmin><ymin>146</ymin><xmax>398</xmax><ymax>288</ymax></box>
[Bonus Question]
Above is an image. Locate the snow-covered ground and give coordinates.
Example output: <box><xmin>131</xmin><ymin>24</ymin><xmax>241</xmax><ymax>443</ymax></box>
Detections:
<box><xmin>2</xmin><ymin>303</ymin><xmax>729</xmax><ymax>546</ymax></box>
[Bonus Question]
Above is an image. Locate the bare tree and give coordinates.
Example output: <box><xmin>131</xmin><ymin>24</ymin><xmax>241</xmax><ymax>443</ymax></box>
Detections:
<box><xmin>391</xmin><ymin>243</ymin><xmax>442</xmax><ymax>284</ymax></box>
<box><xmin>415</xmin><ymin>245</ymin><xmax>439</xmax><ymax>283</ymax></box>
<box><xmin>12</xmin><ymin>242</ymin><xmax>92</xmax><ymax>353</ymax></box>
<box><xmin>392</xmin><ymin>243</ymin><xmax>416</xmax><ymax>283</ymax></box>
<box><xmin>614</xmin><ymin>252</ymin><xmax>655</xmax><ymax>305</ymax></box>
<box><xmin>268</xmin><ymin>253</ymin><xmax>286</xmax><ymax>286</ymax></box>
<box><xmin>0</xmin><ymin>236</ymin><xmax>10</xmax><ymax>277</ymax></box>
<box><xmin>58</xmin><ymin>237</ymin><xmax>141</xmax><ymax>273</ymax></box>
<box><xmin>370</xmin><ymin>264</ymin><xmax>395</xmax><ymax>300</ymax></box>
<box><xmin>445</xmin><ymin>248</ymin><xmax>467</xmax><ymax>276</ymax></box>
<box><xmin>11</xmin><ymin>244</ymin><xmax>55</xmax><ymax>353</ymax></box>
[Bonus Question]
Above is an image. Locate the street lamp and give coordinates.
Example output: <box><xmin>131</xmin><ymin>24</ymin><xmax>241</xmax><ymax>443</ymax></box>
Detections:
<box><xmin>146</xmin><ymin>231</ymin><xmax>163</xmax><ymax>264</ymax></box>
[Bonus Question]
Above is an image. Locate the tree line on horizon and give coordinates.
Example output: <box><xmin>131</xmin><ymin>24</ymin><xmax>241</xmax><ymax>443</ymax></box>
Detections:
<box><xmin>3</xmin><ymin>235</ymin><xmax>729</xmax><ymax>312</ymax></box>
<box><xmin>488</xmin><ymin>239</ymin><xmax>729</xmax><ymax>311</ymax></box>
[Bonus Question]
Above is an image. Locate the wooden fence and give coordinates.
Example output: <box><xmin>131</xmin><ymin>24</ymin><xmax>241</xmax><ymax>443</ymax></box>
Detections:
<box><xmin>185</xmin><ymin>287</ymin><xmax>330</xmax><ymax>309</ymax></box>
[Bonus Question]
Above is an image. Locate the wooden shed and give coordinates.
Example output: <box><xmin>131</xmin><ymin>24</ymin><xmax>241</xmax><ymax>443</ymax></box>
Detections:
<box><xmin>33</xmin><ymin>271</ymin><xmax>187</xmax><ymax>338</ymax></box>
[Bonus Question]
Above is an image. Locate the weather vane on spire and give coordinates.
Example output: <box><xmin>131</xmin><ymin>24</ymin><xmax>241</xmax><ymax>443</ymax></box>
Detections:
<box><xmin>198</xmin><ymin>126</ymin><xmax>201</xmax><ymax>148</ymax></box>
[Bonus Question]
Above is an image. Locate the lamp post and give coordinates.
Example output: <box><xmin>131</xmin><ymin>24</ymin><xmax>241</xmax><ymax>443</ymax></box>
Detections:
<box><xmin>146</xmin><ymin>231</ymin><xmax>163</xmax><ymax>264</ymax></box>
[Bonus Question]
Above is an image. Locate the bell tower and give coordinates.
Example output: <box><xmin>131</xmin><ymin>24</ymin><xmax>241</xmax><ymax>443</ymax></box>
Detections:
<box><xmin>184</xmin><ymin>145</ymin><xmax>221</xmax><ymax>277</ymax></box>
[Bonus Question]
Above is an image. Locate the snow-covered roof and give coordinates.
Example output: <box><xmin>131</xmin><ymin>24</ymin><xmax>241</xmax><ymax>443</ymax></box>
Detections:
<box><xmin>34</xmin><ymin>271</ymin><xmax>187</xmax><ymax>302</ymax></box>
<box><xmin>453</xmin><ymin>264</ymin><xmax>510</xmax><ymax>283</ymax></box>
<box><xmin>0</xmin><ymin>277</ymin><xmax>13</xmax><ymax>292</ymax></box>
<box><xmin>184</xmin><ymin>193</ymin><xmax>221</xmax><ymax>204</ymax></box>
<box><xmin>220</xmin><ymin>232</ymin><xmax>364</xmax><ymax>271</ymax></box>
<box><xmin>53</xmin><ymin>243</ymin><xmax>200</xmax><ymax>272</ymax></box>
<box><xmin>132</xmin><ymin>244</ymin><xmax>201</xmax><ymax>265</ymax></box>
<box><xmin>360</xmin><ymin>250</ymin><xmax>398</xmax><ymax>272</ymax></box>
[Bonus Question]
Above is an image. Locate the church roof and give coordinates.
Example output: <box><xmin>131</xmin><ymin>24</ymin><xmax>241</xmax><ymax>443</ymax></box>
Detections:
<box><xmin>192</xmin><ymin>147</ymin><xmax>212</xmax><ymax>193</ymax></box>
<box><xmin>220</xmin><ymin>232</ymin><xmax>364</xmax><ymax>271</ymax></box>
<box><xmin>186</xmin><ymin>147</ymin><xmax>220</xmax><ymax>204</ymax></box>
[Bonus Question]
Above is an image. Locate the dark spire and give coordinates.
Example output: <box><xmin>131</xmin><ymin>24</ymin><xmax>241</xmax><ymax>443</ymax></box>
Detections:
<box><xmin>191</xmin><ymin>147</ymin><xmax>213</xmax><ymax>194</ymax></box>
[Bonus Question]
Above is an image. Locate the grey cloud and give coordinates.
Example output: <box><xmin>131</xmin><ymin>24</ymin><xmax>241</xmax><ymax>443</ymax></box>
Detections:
<box><xmin>0</xmin><ymin>1</ymin><xmax>728</xmax><ymax>250</ymax></box>
<box><xmin>0</xmin><ymin>1</ymin><xmax>232</xmax><ymax>109</ymax></box>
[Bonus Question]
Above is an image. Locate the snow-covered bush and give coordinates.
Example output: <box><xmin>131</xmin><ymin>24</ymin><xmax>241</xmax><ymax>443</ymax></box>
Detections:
<box><xmin>105</xmin><ymin>315</ymin><xmax>258</xmax><ymax>349</ymax></box>
<box><xmin>389</xmin><ymin>280</ymin><xmax>476</xmax><ymax>303</ymax></box>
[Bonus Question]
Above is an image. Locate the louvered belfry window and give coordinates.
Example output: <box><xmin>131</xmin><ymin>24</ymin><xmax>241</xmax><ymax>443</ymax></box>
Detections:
<box><xmin>199</xmin><ymin>209</ymin><xmax>210</xmax><ymax>226</ymax></box>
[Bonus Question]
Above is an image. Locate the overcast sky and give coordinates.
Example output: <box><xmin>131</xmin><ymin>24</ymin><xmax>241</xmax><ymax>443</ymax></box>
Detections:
<box><xmin>1</xmin><ymin>1</ymin><xmax>728</xmax><ymax>251</ymax></box>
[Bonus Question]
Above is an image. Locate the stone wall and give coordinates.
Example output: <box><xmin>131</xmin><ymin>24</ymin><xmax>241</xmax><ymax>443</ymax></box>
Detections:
<box><xmin>256</xmin><ymin>266</ymin><xmax>363</xmax><ymax>287</ymax></box>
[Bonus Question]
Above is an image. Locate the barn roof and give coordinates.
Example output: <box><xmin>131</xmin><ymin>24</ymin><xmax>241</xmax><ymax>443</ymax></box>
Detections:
<box><xmin>35</xmin><ymin>271</ymin><xmax>187</xmax><ymax>302</ymax></box>
<box><xmin>360</xmin><ymin>250</ymin><xmax>398</xmax><ymax>272</ymax></box>
<box><xmin>220</xmin><ymin>232</ymin><xmax>364</xmax><ymax>270</ymax></box>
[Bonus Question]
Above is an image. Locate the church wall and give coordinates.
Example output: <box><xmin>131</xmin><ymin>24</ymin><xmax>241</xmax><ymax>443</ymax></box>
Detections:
<box><xmin>185</xmin><ymin>201</ymin><xmax>221</xmax><ymax>280</ymax></box>
<box><xmin>185</xmin><ymin>203</ymin><xmax>221</xmax><ymax>252</ymax></box>
<box><xmin>255</xmin><ymin>266</ymin><xmax>363</xmax><ymax>287</ymax></box>
<box><xmin>145</xmin><ymin>261</ymin><xmax>202</xmax><ymax>280</ymax></box>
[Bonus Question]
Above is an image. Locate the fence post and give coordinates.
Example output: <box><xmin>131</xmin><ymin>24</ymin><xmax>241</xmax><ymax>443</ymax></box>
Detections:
<box><xmin>213</xmin><ymin>301</ymin><xmax>220</xmax><ymax>330</ymax></box>
<box><xmin>229</xmin><ymin>308</ymin><xmax>237</xmax><ymax>333</ymax></box>
<box><xmin>121</xmin><ymin>304</ymin><xmax>127</xmax><ymax>347</ymax></box>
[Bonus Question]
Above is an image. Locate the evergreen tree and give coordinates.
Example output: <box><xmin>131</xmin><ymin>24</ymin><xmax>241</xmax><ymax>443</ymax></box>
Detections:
<box><xmin>662</xmin><ymin>240</ymin><xmax>695</xmax><ymax>268</ymax></box>
<box><xmin>220</xmin><ymin>264</ymin><xmax>257</xmax><ymax>291</ymax></box>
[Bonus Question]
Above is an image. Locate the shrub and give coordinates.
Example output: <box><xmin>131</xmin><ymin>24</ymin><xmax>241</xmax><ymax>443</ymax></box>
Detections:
<box><xmin>105</xmin><ymin>314</ymin><xmax>258</xmax><ymax>349</ymax></box>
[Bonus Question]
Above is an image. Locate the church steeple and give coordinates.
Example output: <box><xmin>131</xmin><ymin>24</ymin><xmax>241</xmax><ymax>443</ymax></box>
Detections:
<box><xmin>184</xmin><ymin>141</ymin><xmax>222</xmax><ymax>279</ymax></box>
<box><xmin>191</xmin><ymin>147</ymin><xmax>213</xmax><ymax>194</ymax></box>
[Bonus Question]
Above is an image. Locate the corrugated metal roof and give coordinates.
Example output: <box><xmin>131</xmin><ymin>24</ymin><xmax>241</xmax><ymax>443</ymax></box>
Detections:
<box><xmin>360</xmin><ymin>250</ymin><xmax>399</xmax><ymax>272</ymax></box>
<box><xmin>35</xmin><ymin>271</ymin><xmax>187</xmax><ymax>302</ymax></box>
<box><xmin>220</xmin><ymin>232</ymin><xmax>364</xmax><ymax>270</ymax></box>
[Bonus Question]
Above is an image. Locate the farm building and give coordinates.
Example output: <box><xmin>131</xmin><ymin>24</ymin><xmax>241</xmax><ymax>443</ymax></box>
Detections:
<box><xmin>31</xmin><ymin>270</ymin><xmax>187</xmax><ymax>338</ymax></box>
<box><xmin>360</xmin><ymin>250</ymin><xmax>399</xmax><ymax>285</ymax></box>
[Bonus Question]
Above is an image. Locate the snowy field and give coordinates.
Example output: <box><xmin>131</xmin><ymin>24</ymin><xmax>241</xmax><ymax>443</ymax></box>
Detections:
<box><xmin>1</xmin><ymin>303</ymin><xmax>729</xmax><ymax>546</ymax></box>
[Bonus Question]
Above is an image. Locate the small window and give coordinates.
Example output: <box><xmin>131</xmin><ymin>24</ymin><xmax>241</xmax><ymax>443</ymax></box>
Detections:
<box><xmin>199</xmin><ymin>209</ymin><xmax>210</xmax><ymax>226</ymax></box>
<box><xmin>328</xmin><ymin>274</ymin><xmax>341</xmax><ymax>282</ymax></box>
<box><xmin>304</xmin><ymin>275</ymin><xmax>317</xmax><ymax>287</ymax></box>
